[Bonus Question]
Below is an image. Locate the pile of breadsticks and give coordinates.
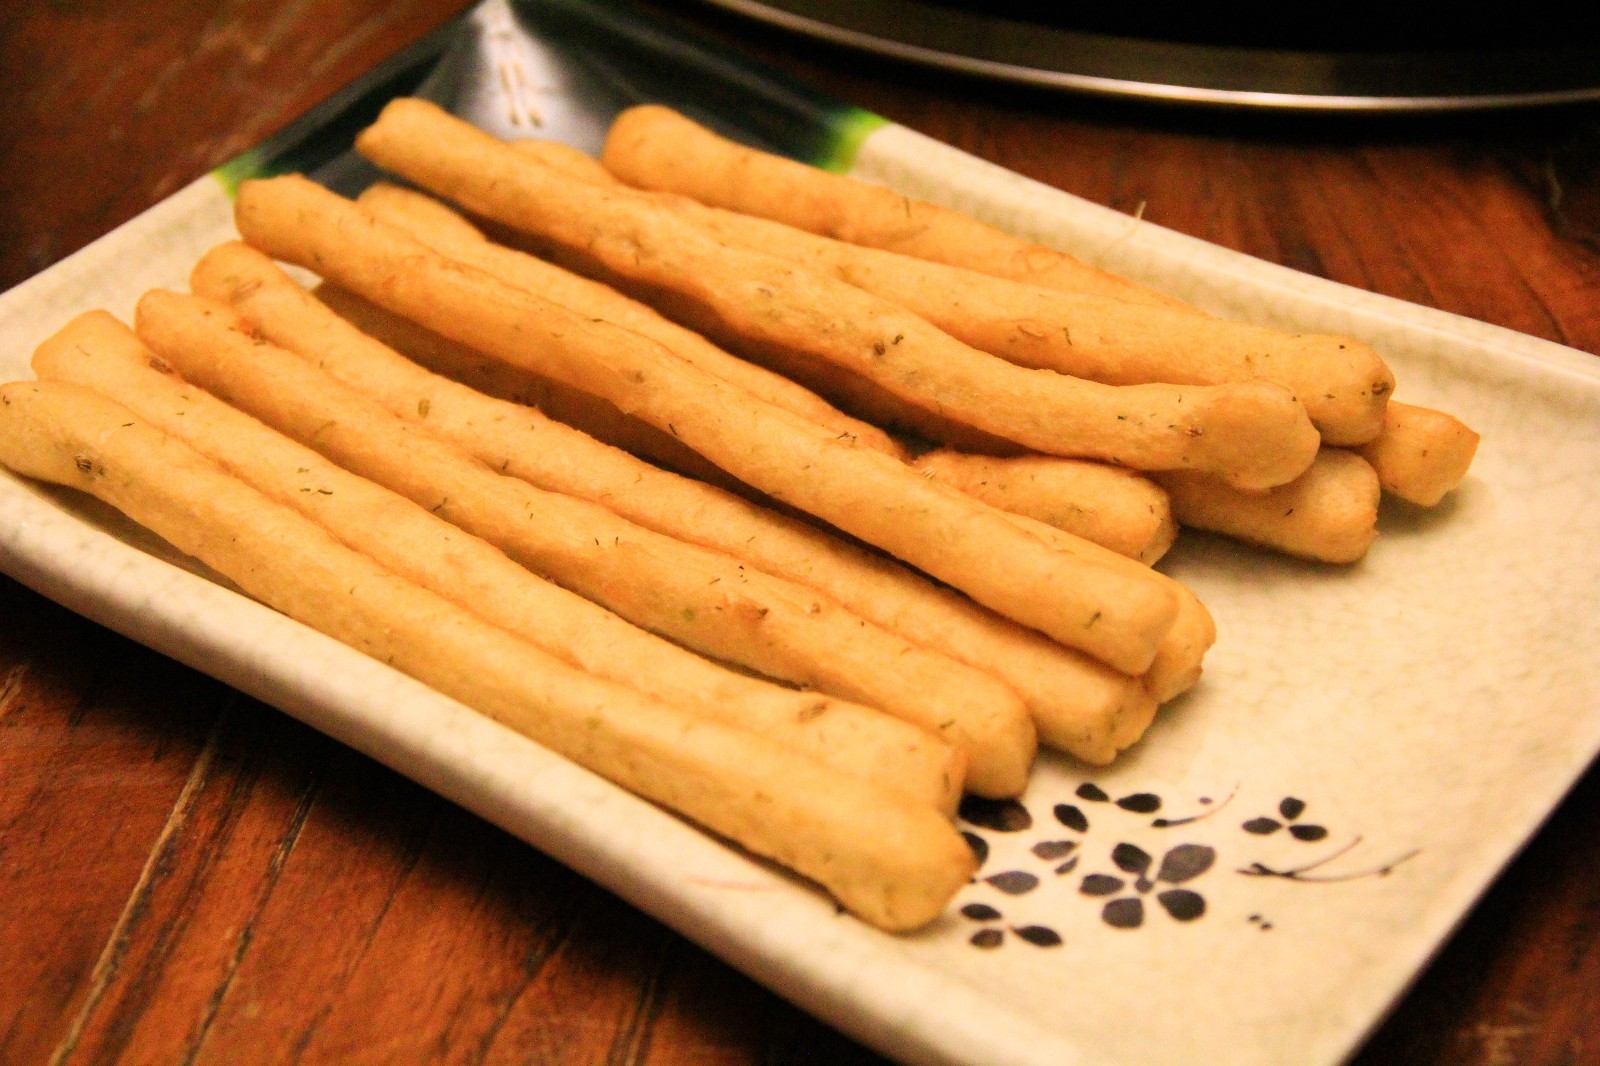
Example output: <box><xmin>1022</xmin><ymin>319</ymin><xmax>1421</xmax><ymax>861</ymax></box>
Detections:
<box><xmin>0</xmin><ymin>98</ymin><xmax>1477</xmax><ymax>932</ymax></box>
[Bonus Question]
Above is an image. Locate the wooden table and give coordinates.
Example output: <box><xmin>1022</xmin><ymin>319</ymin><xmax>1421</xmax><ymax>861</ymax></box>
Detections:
<box><xmin>3</xmin><ymin>3</ymin><xmax>1598</xmax><ymax>1062</ymax></box>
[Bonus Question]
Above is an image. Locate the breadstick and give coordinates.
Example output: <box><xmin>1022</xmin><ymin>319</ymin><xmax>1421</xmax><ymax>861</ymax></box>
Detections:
<box><xmin>0</xmin><ymin>380</ymin><xmax>974</xmax><ymax>930</ymax></box>
<box><xmin>355</xmin><ymin>182</ymin><xmax>904</xmax><ymax>460</ymax></box>
<box><xmin>912</xmin><ymin>450</ymin><xmax>1176</xmax><ymax>564</ymax></box>
<box><xmin>354</xmin><ymin>184</ymin><xmax>1019</xmax><ymax>455</ymax></box>
<box><xmin>315</xmin><ymin>284</ymin><xmax>747</xmax><ymax>491</ymax></box>
<box><xmin>656</xmin><ymin>196</ymin><xmax>1394</xmax><ymax>447</ymax></box>
<box><xmin>356</xmin><ymin>102</ymin><xmax>1319</xmax><ymax>488</ymax></box>
<box><xmin>485</xmin><ymin>148</ymin><xmax>1058</xmax><ymax>454</ymax></box>
<box><xmin>511</xmin><ymin>139</ymin><xmax>617</xmax><ymax>183</ymax></box>
<box><xmin>1156</xmin><ymin>449</ymin><xmax>1382</xmax><ymax>564</ymax></box>
<box><xmin>601</xmin><ymin>104</ymin><xmax>1190</xmax><ymax>311</ymax></box>
<box><xmin>134</xmin><ymin>288</ymin><xmax>1035</xmax><ymax>797</ymax></box>
<box><xmin>999</xmin><ymin>511</ymin><xmax>1214</xmax><ymax>703</ymax></box>
<box><xmin>506</xmin><ymin>137</ymin><xmax>1390</xmax><ymax>449</ymax></box>
<box><xmin>476</xmin><ymin>222</ymin><xmax>1029</xmax><ymax>454</ymax></box>
<box><xmin>33</xmin><ymin>311</ymin><xmax>963</xmax><ymax>811</ymax></box>
<box><xmin>1355</xmin><ymin>401</ymin><xmax>1479</xmax><ymax>506</ymax></box>
<box><xmin>233</xmin><ymin>173</ymin><xmax>1178</xmax><ymax>678</ymax></box>
<box><xmin>193</xmin><ymin>241</ymin><xmax>1160</xmax><ymax>764</ymax></box>
<box><xmin>501</xmin><ymin>140</ymin><xmax>1008</xmax><ymax>449</ymax></box>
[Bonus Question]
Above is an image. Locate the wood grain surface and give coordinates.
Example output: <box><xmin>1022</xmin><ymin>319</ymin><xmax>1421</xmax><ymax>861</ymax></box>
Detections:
<box><xmin>2</xmin><ymin>2</ymin><xmax>1598</xmax><ymax>1063</ymax></box>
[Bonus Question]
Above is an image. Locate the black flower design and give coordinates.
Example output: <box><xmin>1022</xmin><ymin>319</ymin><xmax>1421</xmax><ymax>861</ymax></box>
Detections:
<box><xmin>955</xmin><ymin>780</ymin><xmax>1413</xmax><ymax>948</ymax></box>
<box><xmin>958</xmin><ymin>901</ymin><xmax>1061</xmax><ymax>949</ymax></box>
<box><xmin>1053</xmin><ymin>803</ymin><xmax>1090</xmax><ymax>832</ymax></box>
<box><xmin>984</xmin><ymin>870</ymin><xmax>1040</xmax><ymax>895</ymax></box>
<box><xmin>1032</xmin><ymin>839</ymin><xmax>1080</xmax><ymax>875</ymax></box>
<box><xmin>1079</xmin><ymin>843</ymin><xmax>1215</xmax><ymax>928</ymax></box>
<box><xmin>1072</xmin><ymin>782</ymin><xmax>1162</xmax><ymax>815</ymax></box>
<box><xmin>1116</xmin><ymin>792</ymin><xmax>1161</xmax><ymax>814</ymax></box>
<box><xmin>1242</xmin><ymin>796</ymin><xmax>1328</xmax><ymax>841</ymax></box>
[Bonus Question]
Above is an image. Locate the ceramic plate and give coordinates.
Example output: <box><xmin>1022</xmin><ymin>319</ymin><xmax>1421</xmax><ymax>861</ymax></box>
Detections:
<box><xmin>3</xmin><ymin>2</ymin><xmax>1599</xmax><ymax>1064</ymax></box>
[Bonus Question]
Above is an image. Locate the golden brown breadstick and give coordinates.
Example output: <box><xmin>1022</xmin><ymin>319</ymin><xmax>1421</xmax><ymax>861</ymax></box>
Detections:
<box><xmin>354</xmin><ymin>183</ymin><xmax>1010</xmax><ymax>455</ymax></box>
<box><xmin>491</xmin><ymin>142</ymin><xmax>1058</xmax><ymax>454</ymax></box>
<box><xmin>998</xmin><ymin>510</ymin><xmax>1214</xmax><ymax>703</ymax></box>
<box><xmin>662</xmin><ymin>198</ymin><xmax>1394</xmax><ymax>447</ymax></box>
<box><xmin>520</xmin><ymin>134</ymin><xmax>1391</xmax><ymax>448</ymax></box>
<box><xmin>1355</xmin><ymin>401</ymin><xmax>1479</xmax><ymax>506</ymax></box>
<box><xmin>0</xmin><ymin>379</ymin><xmax>974</xmax><ymax>930</ymax></box>
<box><xmin>315</xmin><ymin>284</ymin><xmax>747</xmax><ymax>491</ymax></box>
<box><xmin>511</xmin><ymin>139</ymin><xmax>617</xmax><ymax>183</ymax></box>
<box><xmin>34</xmin><ymin>311</ymin><xmax>964</xmax><ymax>812</ymax></box>
<box><xmin>193</xmin><ymin>241</ymin><xmax>1160</xmax><ymax>764</ymax></box>
<box><xmin>1156</xmin><ymin>449</ymin><xmax>1381</xmax><ymax>564</ymax></box>
<box><xmin>356</xmin><ymin>103</ymin><xmax>1319</xmax><ymax>489</ymax></box>
<box><xmin>234</xmin><ymin>173</ymin><xmax>1178</xmax><ymax>678</ymax></box>
<box><xmin>601</xmin><ymin>104</ymin><xmax>1190</xmax><ymax>311</ymax></box>
<box><xmin>912</xmin><ymin>450</ymin><xmax>1176</xmax><ymax>564</ymax></box>
<box><xmin>356</xmin><ymin>180</ymin><xmax>492</xmax><ymax>242</ymax></box>
<box><xmin>355</xmin><ymin>182</ymin><xmax>904</xmax><ymax>460</ymax></box>
<box><xmin>492</xmin><ymin>145</ymin><xmax>1017</xmax><ymax>450</ymax></box>
<box><xmin>135</xmin><ymin>288</ymin><xmax>1035</xmax><ymax>797</ymax></box>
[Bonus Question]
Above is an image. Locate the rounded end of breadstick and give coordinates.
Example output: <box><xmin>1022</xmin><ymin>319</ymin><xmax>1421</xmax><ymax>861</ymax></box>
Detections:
<box><xmin>917</xmin><ymin>665</ymin><xmax>1036</xmax><ymax>800</ymax></box>
<box><xmin>1356</xmin><ymin>402</ymin><xmax>1480</xmax><ymax>507</ymax></box>
<box><xmin>233</xmin><ymin>174</ymin><xmax>342</xmax><ymax>269</ymax></box>
<box><xmin>600</xmin><ymin>104</ymin><xmax>693</xmax><ymax>187</ymax></box>
<box><xmin>30</xmin><ymin>310</ymin><xmax>133</xmax><ymax>381</ymax></box>
<box><xmin>1278</xmin><ymin>450</ymin><xmax>1383</xmax><ymax>563</ymax></box>
<box><xmin>911</xmin><ymin>450</ymin><xmax>1177</xmax><ymax>564</ymax></box>
<box><xmin>1141</xmin><ymin>585</ymin><xmax>1216</xmax><ymax>704</ymax></box>
<box><xmin>1195</xmin><ymin>380</ymin><xmax>1322</xmax><ymax>491</ymax></box>
<box><xmin>1137</xmin><ymin>511</ymin><xmax>1180</xmax><ymax>566</ymax></box>
<box><xmin>356</xmin><ymin>182</ymin><xmax>488</xmax><ymax>245</ymax></box>
<box><xmin>1303</xmin><ymin>337</ymin><xmax>1396</xmax><ymax>447</ymax></box>
<box><xmin>0</xmin><ymin>380</ymin><xmax>144</xmax><ymax>490</ymax></box>
<box><xmin>834</xmin><ymin>816</ymin><xmax>981</xmax><ymax>933</ymax></box>
<box><xmin>960</xmin><ymin>713</ymin><xmax>1039</xmax><ymax>802</ymax></box>
<box><xmin>1043</xmin><ymin>681</ymin><xmax>1161</xmax><ymax>765</ymax></box>
<box><xmin>752</xmin><ymin>760</ymin><xmax>978</xmax><ymax>931</ymax></box>
<box><xmin>354</xmin><ymin>97</ymin><xmax>455</xmax><ymax>166</ymax></box>
<box><xmin>1160</xmin><ymin>448</ymin><xmax>1381</xmax><ymax>564</ymax></box>
<box><xmin>191</xmin><ymin>241</ymin><xmax>278</xmax><ymax>306</ymax></box>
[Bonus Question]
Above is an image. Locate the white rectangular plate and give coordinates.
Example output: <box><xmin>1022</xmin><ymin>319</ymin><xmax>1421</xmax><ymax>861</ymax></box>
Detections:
<box><xmin>4</xmin><ymin>26</ymin><xmax>1600</xmax><ymax>1066</ymax></box>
